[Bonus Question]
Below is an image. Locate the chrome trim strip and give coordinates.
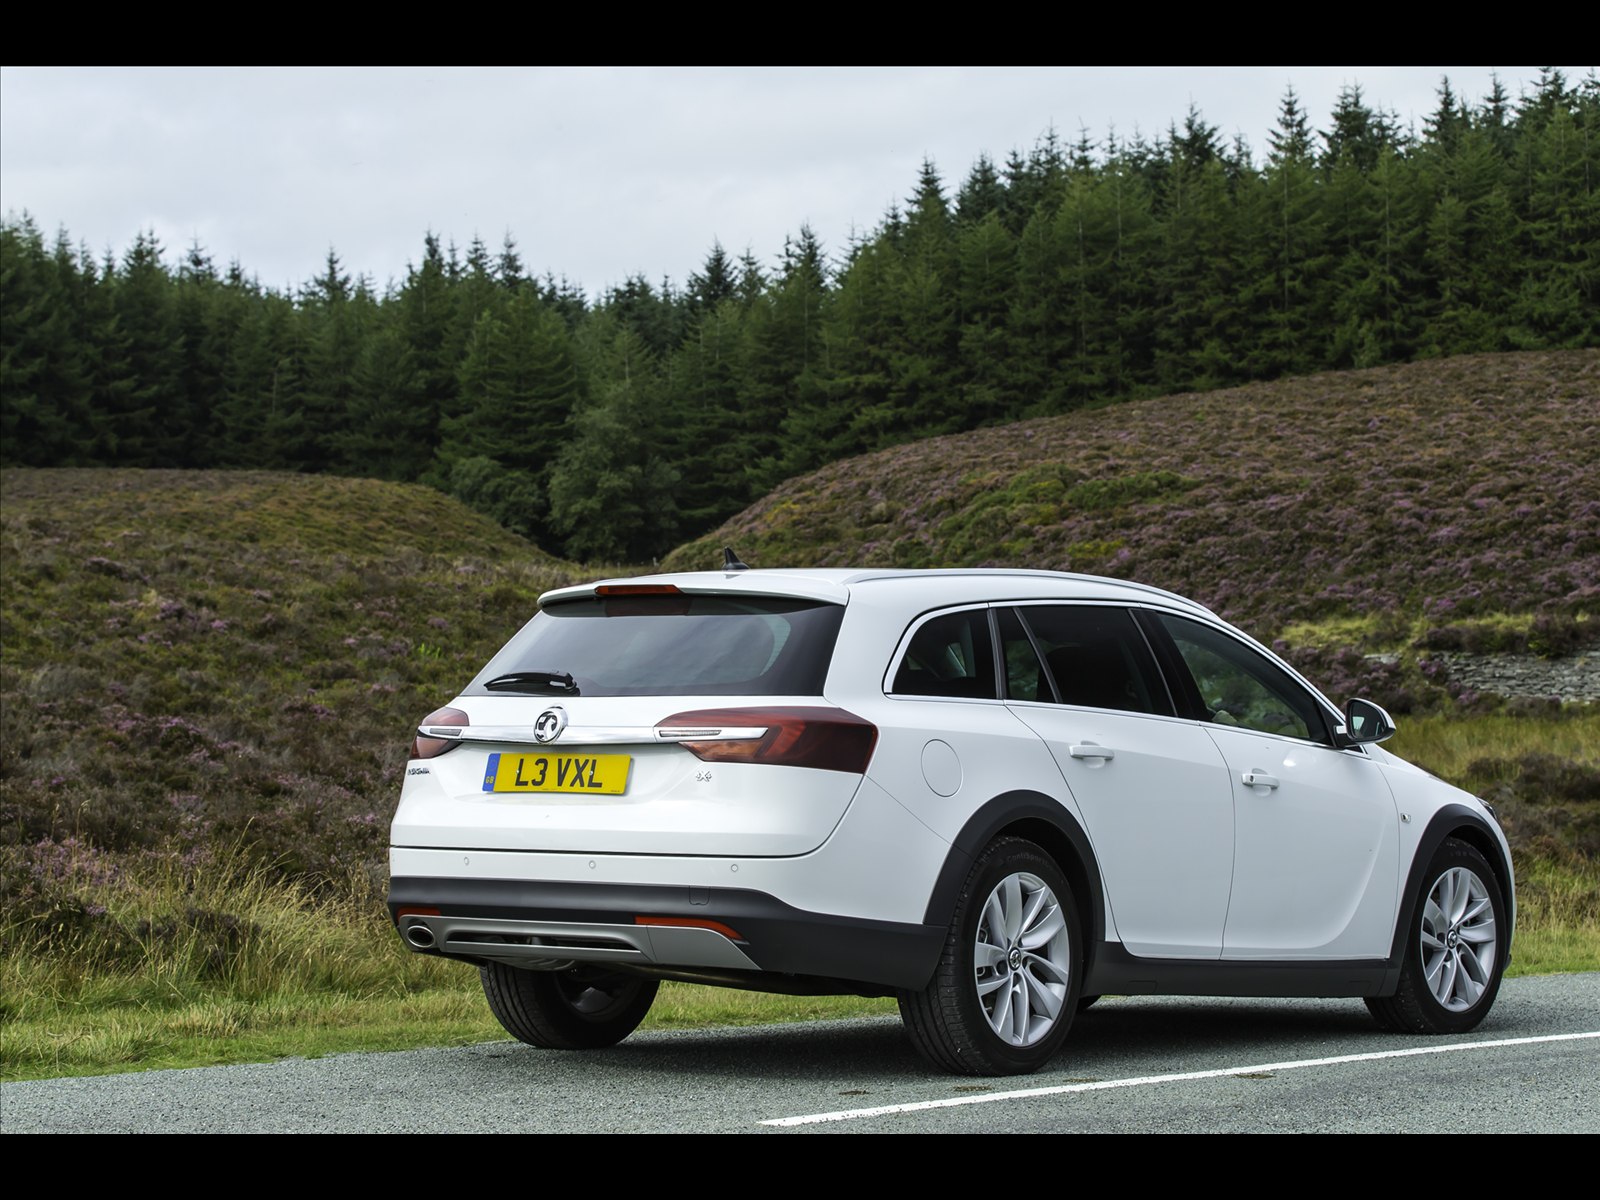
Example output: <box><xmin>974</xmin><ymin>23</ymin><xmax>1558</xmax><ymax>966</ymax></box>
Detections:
<box><xmin>399</xmin><ymin>914</ymin><xmax>761</xmax><ymax>972</ymax></box>
<box><xmin>418</xmin><ymin>725</ymin><xmax>663</xmax><ymax>746</ymax></box>
<box><xmin>416</xmin><ymin>724</ymin><xmax>770</xmax><ymax>746</ymax></box>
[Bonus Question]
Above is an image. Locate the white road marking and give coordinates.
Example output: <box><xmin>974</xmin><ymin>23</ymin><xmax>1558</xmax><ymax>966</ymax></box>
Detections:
<box><xmin>761</xmin><ymin>1031</ymin><xmax>1600</xmax><ymax>1127</ymax></box>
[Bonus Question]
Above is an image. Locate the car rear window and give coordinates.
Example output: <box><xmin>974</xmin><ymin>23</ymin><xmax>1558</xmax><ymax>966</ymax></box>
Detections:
<box><xmin>465</xmin><ymin>594</ymin><xmax>845</xmax><ymax>697</ymax></box>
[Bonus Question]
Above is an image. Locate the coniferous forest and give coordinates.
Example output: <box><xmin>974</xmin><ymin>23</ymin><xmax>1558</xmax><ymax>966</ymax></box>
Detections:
<box><xmin>3</xmin><ymin>74</ymin><xmax>1597</xmax><ymax>563</ymax></box>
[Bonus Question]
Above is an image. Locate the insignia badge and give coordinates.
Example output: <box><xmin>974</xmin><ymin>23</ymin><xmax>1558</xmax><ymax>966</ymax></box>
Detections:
<box><xmin>533</xmin><ymin>706</ymin><xmax>568</xmax><ymax>744</ymax></box>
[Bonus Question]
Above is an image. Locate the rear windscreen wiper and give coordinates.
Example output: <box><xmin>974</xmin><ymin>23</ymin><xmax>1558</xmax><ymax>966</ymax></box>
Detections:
<box><xmin>484</xmin><ymin>670</ymin><xmax>580</xmax><ymax>694</ymax></box>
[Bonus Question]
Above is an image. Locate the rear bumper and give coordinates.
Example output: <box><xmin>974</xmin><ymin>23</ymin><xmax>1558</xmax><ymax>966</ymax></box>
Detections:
<box><xmin>388</xmin><ymin>875</ymin><xmax>945</xmax><ymax>992</ymax></box>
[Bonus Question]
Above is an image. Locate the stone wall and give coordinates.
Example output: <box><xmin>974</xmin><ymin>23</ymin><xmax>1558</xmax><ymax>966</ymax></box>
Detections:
<box><xmin>1432</xmin><ymin>651</ymin><xmax>1600</xmax><ymax>704</ymax></box>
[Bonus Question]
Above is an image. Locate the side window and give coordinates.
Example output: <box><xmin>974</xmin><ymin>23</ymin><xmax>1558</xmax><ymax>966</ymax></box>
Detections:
<box><xmin>1019</xmin><ymin>606</ymin><xmax>1171</xmax><ymax>716</ymax></box>
<box><xmin>997</xmin><ymin>607</ymin><xmax>1054</xmax><ymax>702</ymax></box>
<box><xmin>1155</xmin><ymin>614</ymin><xmax>1328</xmax><ymax>744</ymax></box>
<box><xmin>891</xmin><ymin>609</ymin><xmax>997</xmax><ymax>700</ymax></box>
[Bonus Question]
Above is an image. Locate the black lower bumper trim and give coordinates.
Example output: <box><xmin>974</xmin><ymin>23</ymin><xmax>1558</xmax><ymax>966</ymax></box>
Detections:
<box><xmin>388</xmin><ymin>876</ymin><xmax>945</xmax><ymax>992</ymax></box>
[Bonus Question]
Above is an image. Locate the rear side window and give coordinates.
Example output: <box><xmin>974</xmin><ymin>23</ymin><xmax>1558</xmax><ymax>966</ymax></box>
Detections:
<box><xmin>998</xmin><ymin>607</ymin><xmax>1054</xmax><ymax>702</ymax></box>
<box><xmin>1017</xmin><ymin>605</ymin><xmax>1172</xmax><ymax>716</ymax></box>
<box><xmin>891</xmin><ymin>609</ymin><xmax>997</xmax><ymax>699</ymax></box>
<box><xmin>466</xmin><ymin>595</ymin><xmax>845</xmax><ymax>697</ymax></box>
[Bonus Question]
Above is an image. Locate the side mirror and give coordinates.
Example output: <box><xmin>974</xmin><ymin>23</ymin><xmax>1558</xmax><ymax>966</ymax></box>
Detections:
<box><xmin>1339</xmin><ymin>697</ymin><xmax>1396</xmax><ymax>746</ymax></box>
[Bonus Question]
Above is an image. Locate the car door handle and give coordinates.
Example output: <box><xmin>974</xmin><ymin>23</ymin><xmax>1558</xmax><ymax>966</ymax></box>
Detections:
<box><xmin>1241</xmin><ymin>771</ymin><xmax>1280</xmax><ymax>789</ymax></box>
<box><xmin>1069</xmin><ymin>744</ymin><xmax>1115</xmax><ymax>760</ymax></box>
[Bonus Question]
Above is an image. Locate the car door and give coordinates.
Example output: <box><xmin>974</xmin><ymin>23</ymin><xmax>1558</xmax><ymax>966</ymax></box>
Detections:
<box><xmin>1146</xmin><ymin>612</ymin><xmax>1401</xmax><ymax>961</ymax></box>
<box><xmin>1000</xmin><ymin>604</ymin><xmax>1236</xmax><ymax>960</ymax></box>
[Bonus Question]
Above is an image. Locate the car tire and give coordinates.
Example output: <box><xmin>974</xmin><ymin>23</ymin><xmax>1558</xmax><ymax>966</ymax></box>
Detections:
<box><xmin>1366</xmin><ymin>837</ymin><xmax>1506</xmax><ymax>1035</ymax></box>
<box><xmin>480</xmin><ymin>962</ymin><xmax>659</xmax><ymax>1050</ymax></box>
<box><xmin>898</xmin><ymin>836</ymin><xmax>1081</xmax><ymax>1076</ymax></box>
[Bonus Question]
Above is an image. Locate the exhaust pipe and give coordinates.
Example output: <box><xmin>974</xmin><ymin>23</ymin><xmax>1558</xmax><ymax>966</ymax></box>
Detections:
<box><xmin>405</xmin><ymin>922</ymin><xmax>437</xmax><ymax>949</ymax></box>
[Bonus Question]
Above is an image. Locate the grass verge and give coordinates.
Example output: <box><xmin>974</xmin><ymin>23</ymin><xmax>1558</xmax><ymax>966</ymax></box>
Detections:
<box><xmin>4</xmin><ymin>832</ymin><xmax>1592</xmax><ymax>1083</ymax></box>
<box><xmin>0</xmin><ymin>856</ymin><xmax>900</xmax><ymax>1083</ymax></box>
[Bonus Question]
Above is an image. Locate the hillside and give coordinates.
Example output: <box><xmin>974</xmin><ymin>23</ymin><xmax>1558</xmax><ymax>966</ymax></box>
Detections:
<box><xmin>0</xmin><ymin>470</ymin><xmax>590</xmax><ymax>896</ymax></box>
<box><xmin>1</xmin><ymin>393</ymin><xmax>1595</xmax><ymax>1081</ymax></box>
<box><xmin>664</xmin><ymin>351</ymin><xmax>1599</xmax><ymax>648</ymax></box>
<box><xmin>5</xmin><ymin>362</ymin><xmax>1598</xmax><ymax>895</ymax></box>
<box><xmin>5</xmin><ymin>354</ymin><xmax>1594</xmax><ymax>907</ymax></box>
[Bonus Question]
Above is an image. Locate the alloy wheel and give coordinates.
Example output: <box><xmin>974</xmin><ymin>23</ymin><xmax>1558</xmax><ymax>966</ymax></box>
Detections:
<box><xmin>1420</xmin><ymin>866</ymin><xmax>1498</xmax><ymax>1012</ymax></box>
<box><xmin>973</xmin><ymin>871</ymin><xmax>1073</xmax><ymax>1045</ymax></box>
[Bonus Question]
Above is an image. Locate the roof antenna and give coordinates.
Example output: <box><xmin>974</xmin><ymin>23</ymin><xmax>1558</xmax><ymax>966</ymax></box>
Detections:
<box><xmin>722</xmin><ymin>547</ymin><xmax>750</xmax><ymax>572</ymax></box>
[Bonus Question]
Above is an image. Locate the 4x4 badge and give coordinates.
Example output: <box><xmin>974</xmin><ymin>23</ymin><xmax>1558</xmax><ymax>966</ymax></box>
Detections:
<box><xmin>533</xmin><ymin>706</ymin><xmax>568</xmax><ymax>743</ymax></box>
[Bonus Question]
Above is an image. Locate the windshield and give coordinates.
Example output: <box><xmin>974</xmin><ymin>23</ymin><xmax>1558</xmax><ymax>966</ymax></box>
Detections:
<box><xmin>464</xmin><ymin>594</ymin><xmax>845</xmax><ymax>697</ymax></box>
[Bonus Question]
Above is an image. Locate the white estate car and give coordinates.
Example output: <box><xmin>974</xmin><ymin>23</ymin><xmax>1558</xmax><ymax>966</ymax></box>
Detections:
<box><xmin>389</xmin><ymin>565</ymin><xmax>1514</xmax><ymax>1075</ymax></box>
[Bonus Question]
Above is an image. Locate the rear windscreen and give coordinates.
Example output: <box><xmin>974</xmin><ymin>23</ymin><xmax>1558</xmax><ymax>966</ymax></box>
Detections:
<box><xmin>464</xmin><ymin>595</ymin><xmax>845</xmax><ymax>697</ymax></box>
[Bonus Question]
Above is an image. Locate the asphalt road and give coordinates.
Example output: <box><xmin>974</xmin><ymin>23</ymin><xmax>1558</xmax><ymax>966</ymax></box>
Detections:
<box><xmin>4</xmin><ymin>972</ymin><xmax>1596</xmax><ymax>1134</ymax></box>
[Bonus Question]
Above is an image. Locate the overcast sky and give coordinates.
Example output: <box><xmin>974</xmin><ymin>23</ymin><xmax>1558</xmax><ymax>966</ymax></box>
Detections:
<box><xmin>1</xmin><ymin>66</ymin><xmax>1588</xmax><ymax>299</ymax></box>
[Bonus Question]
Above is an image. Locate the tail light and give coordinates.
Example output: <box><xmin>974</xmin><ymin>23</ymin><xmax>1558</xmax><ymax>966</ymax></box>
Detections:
<box><xmin>655</xmin><ymin>707</ymin><xmax>877</xmax><ymax>774</ymax></box>
<box><xmin>411</xmin><ymin>706</ymin><xmax>468</xmax><ymax>760</ymax></box>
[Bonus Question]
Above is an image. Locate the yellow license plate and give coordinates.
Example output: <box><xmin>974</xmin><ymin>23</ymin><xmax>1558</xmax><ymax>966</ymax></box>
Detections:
<box><xmin>482</xmin><ymin>752</ymin><xmax>631</xmax><ymax>795</ymax></box>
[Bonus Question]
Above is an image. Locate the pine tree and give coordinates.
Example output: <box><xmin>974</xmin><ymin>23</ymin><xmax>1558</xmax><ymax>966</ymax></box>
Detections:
<box><xmin>446</xmin><ymin>235</ymin><xmax>506</xmax><ymax>371</ymax></box>
<box><xmin>109</xmin><ymin>230</ymin><xmax>185</xmax><ymax>465</ymax></box>
<box><xmin>663</xmin><ymin>295</ymin><xmax>752</xmax><ymax>531</ymax></box>
<box><xmin>1424</xmin><ymin>77</ymin><xmax>1468</xmax><ymax>156</ymax></box>
<box><xmin>1051</xmin><ymin>169</ymin><xmax>1130</xmax><ymax>402</ymax></box>
<box><xmin>1515</xmin><ymin>67</ymin><xmax>1572</xmax><ymax>136</ymax></box>
<box><xmin>1323</xmin><ymin>140</ymin><xmax>1425</xmax><ymax>368</ymax></box>
<box><xmin>1258</xmin><ymin>88</ymin><xmax>1331</xmax><ymax>376</ymax></box>
<box><xmin>1268</xmin><ymin>86</ymin><xmax>1313</xmax><ymax>163</ymax></box>
<box><xmin>1479</xmin><ymin>74</ymin><xmax>1516</xmax><ymax>160</ymax></box>
<box><xmin>336</xmin><ymin>318</ymin><xmax>423</xmax><ymax>479</ymax></box>
<box><xmin>807</xmin><ymin>233</ymin><xmax>896</xmax><ymax>460</ymax></box>
<box><xmin>549</xmin><ymin>318</ymin><xmax>680</xmax><ymax>562</ymax></box>
<box><xmin>954</xmin><ymin>210</ymin><xmax>1019</xmax><ymax>425</ymax></box>
<box><xmin>1152</xmin><ymin>145</ymin><xmax>1241</xmax><ymax>391</ymax></box>
<box><xmin>1101</xmin><ymin>140</ymin><xmax>1161</xmax><ymax>397</ymax></box>
<box><xmin>604</xmin><ymin>274</ymin><xmax>680</xmax><ymax>358</ymax></box>
<box><xmin>890</xmin><ymin>160</ymin><xmax>961</xmax><ymax>431</ymax></box>
<box><xmin>955</xmin><ymin>154</ymin><xmax>1006</xmax><ymax>225</ymax></box>
<box><xmin>537</xmin><ymin>274</ymin><xmax>590</xmax><ymax>330</ymax></box>
<box><xmin>1417</xmin><ymin>112</ymin><xmax>1516</xmax><ymax>356</ymax></box>
<box><xmin>1007</xmin><ymin>206</ymin><xmax>1069</xmax><ymax>412</ymax></box>
<box><xmin>1508</xmin><ymin>91</ymin><xmax>1599</xmax><ymax>345</ymax></box>
<box><xmin>173</xmin><ymin>239</ymin><xmax>226</xmax><ymax>466</ymax></box>
<box><xmin>686</xmin><ymin>241</ymin><xmax>737</xmax><ymax>318</ymax></box>
<box><xmin>214</xmin><ymin>289</ymin><xmax>306</xmax><ymax>469</ymax></box>
<box><xmin>397</xmin><ymin>233</ymin><xmax>458</xmax><ymax>482</ymax></box>
<box><xmin>999</xmin><ymin>147</ymin><xmax>1035</xmax><ymax>233</ymax></box>
<box><xmin>735</xmin><ymin>249</ymin><xmax>767</xmax><ymax>308</ymax></box>
<box><xmin>0</xmin><ymin>216</ymin><xmax>93</xmax><ymax>464</ymax></box>
<box><xmin>437</xmin><ymin>288</ymin><xmax>581</xmax><ymax>543</ymax></box>
<box><xmin>741</xmin><ymin>227</ymin><xmax>829</xmax><ymax>492</ymax></box>
<box><xmin>289</xmin><ymin>249</ymin><xmax>366</xmax><ymax>471</ymax></box>
<box><xmin>497</xmin><ymin>232</ymin><xmax>527</xmax><ymax>290</ymax></box>
<box><xmin>1028</xmin><ymin>124</ymin><xmax>1069</xmax><ymax>215</ymax></box>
